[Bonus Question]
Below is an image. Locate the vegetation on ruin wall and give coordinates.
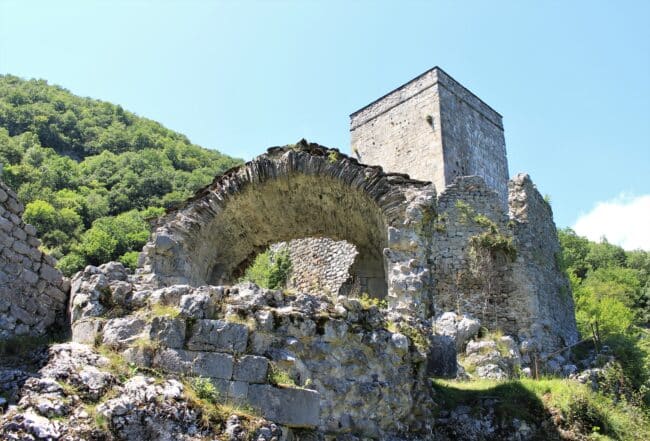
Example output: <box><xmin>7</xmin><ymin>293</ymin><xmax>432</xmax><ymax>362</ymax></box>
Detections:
<box><xmin>558</xmin><ymin>228</ymin><xmax>650</xmax><ymax>405</ymax></box>
<box><xmin>0</xmin><ymin>75</ymin><xmax>242</xmax><ymax>275</ymax></box>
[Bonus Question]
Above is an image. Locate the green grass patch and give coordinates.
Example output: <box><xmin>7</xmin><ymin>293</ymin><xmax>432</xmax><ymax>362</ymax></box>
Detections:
<box><xmin>150</xmin><ymin>303</ymin><xmax>181</xmax><ymax>318</ymax></box>
<box><xmin>183</xmin><ymin>377</ymin><xmax>260</xmax><ymax>430</ymax></box>
<box><xmin>431</xmin><ymin>378</ymin><xmax>650</xmax><ymax>440</ymax></box>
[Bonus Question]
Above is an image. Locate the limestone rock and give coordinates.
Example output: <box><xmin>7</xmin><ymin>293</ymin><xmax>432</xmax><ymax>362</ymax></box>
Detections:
<box><xmin>186</xmin><ymin>319</ymin><xmax>248</xmax><ymax>353</ymax></box>
<box><xmin>248</xmin><ymin>384</ymin><xmax>320</xmax><ymax>428</ymax></box>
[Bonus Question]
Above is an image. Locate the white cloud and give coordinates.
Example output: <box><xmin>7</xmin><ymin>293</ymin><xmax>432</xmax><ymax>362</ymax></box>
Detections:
<box><xmin>573</xmin><ymin>194</ymin><xmax>650</xmax><ymax>251</ymax></box>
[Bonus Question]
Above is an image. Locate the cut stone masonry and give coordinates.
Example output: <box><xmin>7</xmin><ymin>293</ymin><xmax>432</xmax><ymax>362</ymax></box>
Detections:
<box><xmin>0</xmin><ymin>179</ymin><xmax>68</xmax><ymax>340</ymax></box>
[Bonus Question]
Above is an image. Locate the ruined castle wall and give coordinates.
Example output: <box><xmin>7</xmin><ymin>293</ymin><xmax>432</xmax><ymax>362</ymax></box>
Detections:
<box><xmin>508</xmin><ymin>174</ymin><xmax>579</xmax><ymax>349</ymax></box>
<box><xmin>272</xmin><ymin>238</ymin><xmax>358</xmax><ymax>295</ymax></box>
<box><xmin>141</xmin><ymin>144</ymin><xmax>438</xmax><ymax>317</ymax></box>
<box><xmin>432</xmin><ymin>174</ymin><xmax>579</xmax><ymax>351</ymax></box>
<box><xmin>0</xmin><ymin>180</ymin><xmax>68</xmax><ymax>340</ymax></box>
<box><xmin>431</xmin><ymin>176</ymin><xmax>521</xmax><ymax>334</ymax></box>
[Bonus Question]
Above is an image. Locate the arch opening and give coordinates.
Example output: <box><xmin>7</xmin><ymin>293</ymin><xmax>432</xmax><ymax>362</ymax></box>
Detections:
<box><xmin>181</xmin><ymin>174</ymin><xmax>389</xmax><ymax>295</ymax></box>
<box><xmin>144</xmin><ymin>144</ymin><xmax>437</xmax><ymax>315</ymax></box>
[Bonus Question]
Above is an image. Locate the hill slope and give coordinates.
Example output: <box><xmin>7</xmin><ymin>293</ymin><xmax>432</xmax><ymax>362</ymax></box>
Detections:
<box><xmin>0</xmin><ymin>74</ymin><xmax>242</xmax><ymax>274</ymax></box>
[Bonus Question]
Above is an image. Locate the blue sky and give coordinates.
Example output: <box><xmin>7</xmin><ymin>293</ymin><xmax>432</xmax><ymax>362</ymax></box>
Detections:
<box><xmin>1</xmin><ymin>1</ymin><xmax>649</xmax><ymax>248</ymax></box>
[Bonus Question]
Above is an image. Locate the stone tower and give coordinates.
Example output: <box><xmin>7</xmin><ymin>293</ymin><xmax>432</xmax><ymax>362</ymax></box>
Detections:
<box><xmin>350</xmin><ymin>67</ymin><xmax>509</xmax><ymax>206</ymax></box>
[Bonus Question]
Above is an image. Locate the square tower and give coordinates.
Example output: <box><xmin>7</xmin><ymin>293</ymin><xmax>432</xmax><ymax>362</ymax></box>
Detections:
<box><xmin>350</xmin><ymin>67</ymin><xmax>509</xmax><ymax>206</ymax></box>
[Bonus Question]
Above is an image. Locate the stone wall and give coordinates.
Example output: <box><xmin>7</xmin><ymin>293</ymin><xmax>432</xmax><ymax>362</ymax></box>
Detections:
<box><xmin>430</xmin><ymin>174</ymin><xmax>579</xmax><ymax>352</ymax></box>
<box><xmin>431</xmin><ymin>176</ymin><xmax>516</xmax><ymax>332</ymax></box>
<box><xmin>272</xmin><ymin>238</ymin><xmax>359</xmax><ymax>296</ymax></box>
<box><xmin>508</xmin><ymin>174</ymin><xmax>579</xmax><ymax>350</ymax></box>
<box><xmin>139</xmin><ymin>144</ymin><xmax>578</xmax><ymax>354</ymax></box>
<box><xmin>0</xmin><ymin>180</ymin><xmax>68</xmax><ymax>340</ymax></box>
<box><xmin>350</xmin><ymin>66</ymin><xmax>509</xmax><ymax>207</ymax></box>
<box><xmin>69</xmin><ymin>263</ymin><xmax>439</xmax><ymax>437</ymax></box>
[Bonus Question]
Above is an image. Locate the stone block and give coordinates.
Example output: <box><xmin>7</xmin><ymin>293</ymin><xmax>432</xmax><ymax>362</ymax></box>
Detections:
<box><xmin>40</xmin><ymin>264</ymin><xmax>61</xmax><ymax>284</ymax></box>
<box><xmin>186</xmin><ymin>319</ymin><xmax>248</xmax><ymax>353</ymax></box>
<box><xmin>149</xmin><ymin>316</ymin><xmax>185</xmax><ymax>348</ymax></box>
<box><xmin>24</xmin><ymin>224</ymin><xmax>37</xmax><ymax>236</ymax></box>
<box><xmin>426</xmin><ymin>335</ymin><xmax>457</xmax><ymax>378</ymax></box>
<box><xmin>0</xmin><ymin>216</ymin><xmax>12</xmax><ymax>232</ymax></box>
<box><xmin>27</xmin><ymin>236</ymin><xmax>40</xmax><ymax>248</ymax></box>
<box><xmin>6</xmin><ymin>197</ymin><xmax>22</xmax><ymax>214</ymax></box>
<box><xmin>154</xmin><ymin>348</ymin><xmax>234</xmax><ymax>380</ymax></box>
<box><xmin>12</xmin><ymin>240</ymin><xmax>30</xmax><ymax>256</ymax></box>
<box><xmin>233</xmin><ymin>355</ymin><xmax>269</xmax><ymax>383</ymax></box>
<box><xmin>10</xmin><ymin>305</ymin><xmax>38</xmax><ymax>325</ymax></box>
<box><xmin>102</xmin><ymin>317</ymin><xmax>147</xmax><ymax>347</ymax></box>
<box><xmin>122</xmin><ymin>346</ymin><xmax>154</xmax><ymax>368</ymax></box>
<box><xmin>12</xmin><ymin>228</ymin><xmax>26</xmax><ymax>241</ymax></box>
<box><xmin>21</xmin><ymin>268</ymin><xmax>39</xmax><ymax>286</ymax></box>
<box><xmin>45</xmin><ymin>285</ymin><xmax>67</xmax><ymax>303</ymax></box>
<box><xmin>228</xmin><ymin>380</ymin><xmax>249</xmax><ymax>400</ymax></box>
<box><xmin>247</xmin><ymin>384</ymin><xmax>320</xmax><ymax>428</ymax></box>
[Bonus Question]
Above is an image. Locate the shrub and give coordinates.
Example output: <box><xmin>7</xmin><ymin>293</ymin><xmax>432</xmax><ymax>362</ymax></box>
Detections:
<box><xmin>119</xmin><ymin>251</ymin><xmax>139</xmax><ymax>271</ymax></box>
<box><xmin>268</xmin><ymin>363</ymin><xmax>296</xmax><ymax>387</ymax></box>
<box><xmin>191</xmin><ymin>377</ymin><xmax>220</xmax><ymax>404</ymax></box>
<box><xmin>56</xmin><ymin>252</ymin><xmax>86</xmax><ymax>276</ymax></box>
<box><xmin>241</xmin><ymin>248</ymin><xmax>292</xmax><ymax>290</ymax></box>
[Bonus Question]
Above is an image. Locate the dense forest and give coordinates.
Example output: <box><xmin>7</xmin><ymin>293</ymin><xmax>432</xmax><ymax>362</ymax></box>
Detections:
<box><xmin>0</xmin><ymin>75</ymin><xmax>241</xmax><ymax>275</ymax></box>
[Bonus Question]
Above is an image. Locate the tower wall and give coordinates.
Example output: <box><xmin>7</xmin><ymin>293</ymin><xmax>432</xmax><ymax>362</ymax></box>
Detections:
<box><xmin>350</xmin><ymin>67</ymin><xmax>509</xmax><ymax>206</ymax></box>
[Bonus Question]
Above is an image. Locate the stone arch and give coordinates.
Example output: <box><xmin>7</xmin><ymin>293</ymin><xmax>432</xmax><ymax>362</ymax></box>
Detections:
<box><xmin>140</xmin><ymin>141</ymin><xmax>437</xmax><ymax>315</ymax></box>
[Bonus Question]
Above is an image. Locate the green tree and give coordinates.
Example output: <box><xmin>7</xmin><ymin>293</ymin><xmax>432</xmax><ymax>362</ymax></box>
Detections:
<box><xmin>0</xmin><ymin>74</ymin><xmax>241</xmax><ymax>269</ymax></box>
<box><xmin>79</xmin><ymin>228</ymin><xmax>117</xmax><ymax>265</ymax></box>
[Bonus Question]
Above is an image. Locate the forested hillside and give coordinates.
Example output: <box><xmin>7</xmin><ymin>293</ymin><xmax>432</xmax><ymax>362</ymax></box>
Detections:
<box><xmin>559</xmin><ymin>228</ymin><xmax>650</xmax><ymax>404</ymax></box>
<box><xmin>0</xmin><ymin>74</ymin><xmax>241</xmax><ymax>275</ymax></box>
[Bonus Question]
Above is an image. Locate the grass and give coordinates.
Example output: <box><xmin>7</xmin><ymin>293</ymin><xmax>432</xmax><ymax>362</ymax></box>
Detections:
<box><xmin>182</xmin><ymin>377</ymin><xmax>260</xmax><ymax>431</ymax></box>
<box><xmin>224</xmin><ymin>313</ymin><xmax>256</xmax><ymax>330</ymax></box>
<box><xmin>267</xmin><ymin>363</ymin><xmax>297</xmax><ymax>387</ymax></box>
<box><xmin>150</xmin><ymin>303</ymin><xmax>181</xmax><ymax>318</ymax></box>
<box><xmin>431</xmin><ymin>378</ymin><xmax>650</xmax><ymax>440</ymax></box>
<box><xmin>83</xmin><ymin>403</ymin><xmax>110</xmax><ymax>432</ymax></box>
<box><xmin>96</xmin><ymin>345</ymin><xmax>139</xmax><ymax>382</ymax></box>
<box><xmin>130</xmin><ymin>336</ymin><xmax>160</xmax><ymax>352</ymax></box>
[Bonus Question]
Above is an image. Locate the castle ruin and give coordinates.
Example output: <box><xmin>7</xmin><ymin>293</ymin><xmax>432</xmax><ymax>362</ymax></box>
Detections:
<box><xmin>0</xmin><ymin>67</ymin><xmax>582</xmax><ymax>439</ymax></box>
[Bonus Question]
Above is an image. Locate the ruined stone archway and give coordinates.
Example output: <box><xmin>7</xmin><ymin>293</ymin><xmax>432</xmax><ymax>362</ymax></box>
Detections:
<box><xmin>139</xmin><ymin>141</ymin><xmax>437</xmax><ymax>315</ymax></box>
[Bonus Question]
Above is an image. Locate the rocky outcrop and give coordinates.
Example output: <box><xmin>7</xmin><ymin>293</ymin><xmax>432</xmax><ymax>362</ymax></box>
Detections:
<box><xmin>63</xmin><ymin>262</ymin><xmax>442</xmax><ymax>439</ymax></box>
<box><xmin>0</xmin><ymin>343</ymin><xmax>283</xmax><ymax>441</ymax></box>
<box><xmin>0</xmin><ymin>179</ymin><xmax>68</xmax><ymax>340</ymax></box>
